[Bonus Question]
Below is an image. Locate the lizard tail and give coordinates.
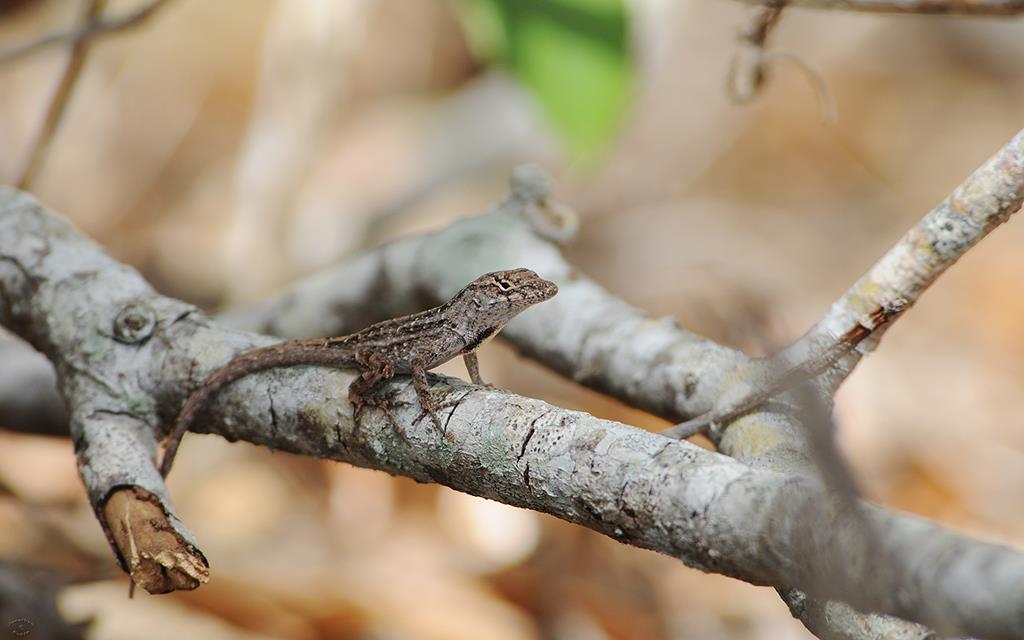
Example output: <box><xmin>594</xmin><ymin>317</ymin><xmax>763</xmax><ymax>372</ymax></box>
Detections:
<box><xmin>159</xmin><ymin>341</ymin><xmax>339</xmax><ymax>478</ymax></box>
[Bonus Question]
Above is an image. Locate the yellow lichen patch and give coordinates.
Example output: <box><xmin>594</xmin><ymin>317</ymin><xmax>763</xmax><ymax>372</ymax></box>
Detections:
<box><xmin>839</xmin><ymin>278</ymin><xmax>885</xmax><ymax>318</ymax></box>
<box><xmin>718</xmin><ymin>416</ymin><xmax>787</xmax><ymax>460</ymax></box>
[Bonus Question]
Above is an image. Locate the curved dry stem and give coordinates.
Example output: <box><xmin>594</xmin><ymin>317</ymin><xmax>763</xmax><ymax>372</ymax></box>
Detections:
<box><xmin>16</xmin><ymin>0</ymin><xmax>107</xmax><ymax>190</ymax></box>
<box><xmin>736</xmin><ymin>0</ymin><xmax>1024</xmax><ymax>14</ymax></box>
<box><xmin>0</xmin><ymin>0</ymin><xmax>172</xmax><ymax>65</ymax></box>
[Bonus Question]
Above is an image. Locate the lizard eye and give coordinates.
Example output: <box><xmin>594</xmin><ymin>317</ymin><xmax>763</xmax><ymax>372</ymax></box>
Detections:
<box><xmin>496</xmin><ymin>279</ymin><xmax>513</xmax><ymax>291</ymax></box>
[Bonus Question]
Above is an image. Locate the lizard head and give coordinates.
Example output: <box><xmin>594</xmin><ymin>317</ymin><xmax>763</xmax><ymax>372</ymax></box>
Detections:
<box><xmin>447</xmin><ymin>268</ymin><xmax>558</xmax><ymax>348</ymax></box>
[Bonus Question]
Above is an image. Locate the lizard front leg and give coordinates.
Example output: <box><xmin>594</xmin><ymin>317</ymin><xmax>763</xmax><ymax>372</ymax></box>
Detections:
<box><xmin>463</xmin><ymin>351</ymin><xmax>486</xmax><ymax>386</ymax></box>
<box><xmin>410</xmin><ymin>359</ymin><xmax>444</xmax><ymax>432</ymax></box>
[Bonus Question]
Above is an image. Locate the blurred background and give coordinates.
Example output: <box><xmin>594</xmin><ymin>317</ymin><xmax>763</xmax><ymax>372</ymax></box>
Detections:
<box><xmin>1</xmin><ymin>0</ymin><xmax>1023</xmax><ymax>638</ymax></box>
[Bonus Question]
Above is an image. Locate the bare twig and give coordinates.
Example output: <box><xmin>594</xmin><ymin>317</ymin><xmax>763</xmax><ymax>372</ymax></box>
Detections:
<box><xmin>661</xmin><ymin>127</ymin><xmax>1024</xmax><ymax>447</ymax></box>
<box><xmin>0</xmin><ymin>0</ymin><xmax>172</xmax><ymax>65</ymax></box>
<box><xmin>737</xmin><ymin>0</ymin><xmax>1024</xmax><ymax>14</ymax></box>
<box><xmin>16</xmin><ymin>0</ymin><xmax>107</xmax><ymax>190</ymax></box>
<box><xmin>661</xmin><ymin>297</ymin><xmax>907</xmax><ymax>439</ymax></box>
<box><xmin>726</xmin><ymin>2</ymin><xmax>836</xmax><ymax>123</ymax></box>
<box><xmin>726</xmin><ymin>2</ymin><xmax>784</xmax><ymax>104</ymax></box>
<box><xmin>702</xmin><ymin>130</ymin><xmax>1023</xmax><ymax>637</ymax></box>
<box><xmin>789</xmin><ymin>127</ymin><xmax>1024</xmax><ymax>392</ymax></box>
<box><xmin>781</xmin><ymin>590</ymin><xmax>940</xmax><ymax>640</ymax></box>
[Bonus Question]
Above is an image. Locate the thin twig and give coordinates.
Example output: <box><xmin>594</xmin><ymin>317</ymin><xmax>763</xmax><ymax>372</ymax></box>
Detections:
<box><xmin>666</xmin><ymin>129</ymin><xmax>1024</xmax><ymax>442</ymax></box>
<box><xmin>726</xmin><ymin>2</ymin><xmax>836</xmax><ymax>124</ymax></box>
<box><xmin>760</xmin><ymin>50</ymin><xmax>837</xmax><ymax>123</ymax></box>
<box><xmin>662</xmin><ymin>298</ymin><xmax>908</xmax><ymax>439</ymax></box>
<box><xmin>15</xmin><ymin>0</ymin><xmax>108</xmax><ymax>190</ymax></box>
<box><xmin>726</xmin><ymin>2</ymin><xmax>784</xmax><ymax>104</ymax></box>
<box><xmin>790</xmin><ymin>129</ymin><xmax>1024</xmax><ymax>396</ymax></box>
<box><xmin>0</xmin><ymin>0</ymin><xmax>171</xmax><ymax>65</ymax></box>
<box><xmin>737</xmin><ymin>0</ymin><xmax>1024</xmax><ymax>14</ymax></box>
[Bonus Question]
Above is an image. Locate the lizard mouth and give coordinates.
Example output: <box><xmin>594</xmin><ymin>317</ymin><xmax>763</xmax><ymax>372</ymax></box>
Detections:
<box><xmin>536</xmin><ymin>278</ymin><xmax>559</xmax><ymax>300</ymax></box>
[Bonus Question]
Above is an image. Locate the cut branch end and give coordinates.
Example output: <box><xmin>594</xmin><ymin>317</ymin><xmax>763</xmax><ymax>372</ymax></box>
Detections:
<box><xmin>103</xmin><ymin>487</ymin><xmax>209</xmax><ymax>594</ymax></box>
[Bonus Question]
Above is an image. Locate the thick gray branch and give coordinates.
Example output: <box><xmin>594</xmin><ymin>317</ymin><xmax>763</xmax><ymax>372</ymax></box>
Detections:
<box><xmin>0</xmin><ymin>189</ymin><xmax>207</xmax><ymax>590</ymax></box>
<box><xmin>3</xmin><ymin>189</ymin><xmax>1023</xmax><ymax>638</ymax></box>
<box><xmin>0</xmin><ymin>334</ymin><xmax>66</xmax><ymax>436</ymax></box>
<box><xmin>209</xmin><ymin>146</ymin><xmax>1024</xmax><ymax>639</ymax></box>
<box><xmin>164</xmin><ymin>355</ymin><xmax>1024</xmax><ymax>640</ymax></box>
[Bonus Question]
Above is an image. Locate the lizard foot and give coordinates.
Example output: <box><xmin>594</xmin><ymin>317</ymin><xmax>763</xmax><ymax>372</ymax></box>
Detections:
<box><xmin>411</xmin><ymin>390</ymin><xmax>473</xmax><ymax>437</ymax></box>
<box><xmin>351</xmin><ymin>386</ymin><xmax>413</xmax><ymax>443</ymax></box>
<box><xmin>354</xmin><ymin>400</ymin><xmax>411</xmax><ymax>445</ymax></box>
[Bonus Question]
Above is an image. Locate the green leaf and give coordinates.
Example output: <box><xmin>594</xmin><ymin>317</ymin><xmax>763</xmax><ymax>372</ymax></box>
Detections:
<box><xmin>457</xmin><ymin>0</ymin><xmax>633</xmax><ymax>163</ymax></box>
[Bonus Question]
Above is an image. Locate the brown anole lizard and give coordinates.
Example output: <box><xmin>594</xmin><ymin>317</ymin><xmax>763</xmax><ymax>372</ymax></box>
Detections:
<box><xmin>160</xmin><ymin>268</ymin><xmax>558</xmax><ymax>477</ymax></box>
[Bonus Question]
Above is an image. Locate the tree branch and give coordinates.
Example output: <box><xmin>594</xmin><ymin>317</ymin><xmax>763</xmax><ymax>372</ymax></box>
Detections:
<box><xmin>678</xmin><ymin>129</ymin><xmax>1023</xmax><ymax>639</ymax></box>
<box><xmin>3</xmin><ymin>185</ymin><xmax>1023</xmax><ymax>637</ymax></box>
<box><xmin>220</xmin><ymin>165</ymin><xmax>750</xmax><ymax>425</ymax></box>
<box><xmin>736</xmin><ymin>0</ymin><xmax>1024</xmax><ymax>14</ymax></box>
<box><xmin>651</xmin><ymin>126</ymin><xmax>1024</xmax><ymax>454</ymax></box>
<box><xmin>16</xmin><ymin>0</ymin><xmax>107</xmax><ymax>190</ymax></box>
<box><xmin>3</xmin><ymin>165</ymin><xmax>727</xmax><ymax>437</ymax></box>
<box><xmin>0</xmin><ymin>334</ymin><xmax>67</xmax><ymax>436</ymax></box>
<box><xmin>0</xmin><ymin>0</ymin><xmax>172</xmax><ymax>65</ymax></box>
<box><xmin>0</xmin><ymin>189</ymin><xmax>208</xmax><ymax>592</ymax></box>
<box><xmin>780</xmin><ymin>589</ymin><xmax>939</xmax><ymax>640</ymax></box>
<box><xmin>182</xmin><ymin>370</ymin><xmax>1024</xmax><ymax>639</ymax></box>
<box><xmin>207</xmin><ymin>143</ymin><xmax>1024</xmax><ymax>639</ymax></box>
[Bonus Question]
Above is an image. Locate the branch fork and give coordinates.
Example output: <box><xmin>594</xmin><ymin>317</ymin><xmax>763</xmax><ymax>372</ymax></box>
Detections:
<box><xmin>2</xmin><ymin>123</ymin><xmax>1023</xmax><ymax>639</ymax></box>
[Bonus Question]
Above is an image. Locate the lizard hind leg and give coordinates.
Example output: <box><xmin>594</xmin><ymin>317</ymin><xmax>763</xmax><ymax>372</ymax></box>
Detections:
<box><xmin>348</xmin><ymin>351</ymin><xmax>406</xmax><ymax>437</ymax></box>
